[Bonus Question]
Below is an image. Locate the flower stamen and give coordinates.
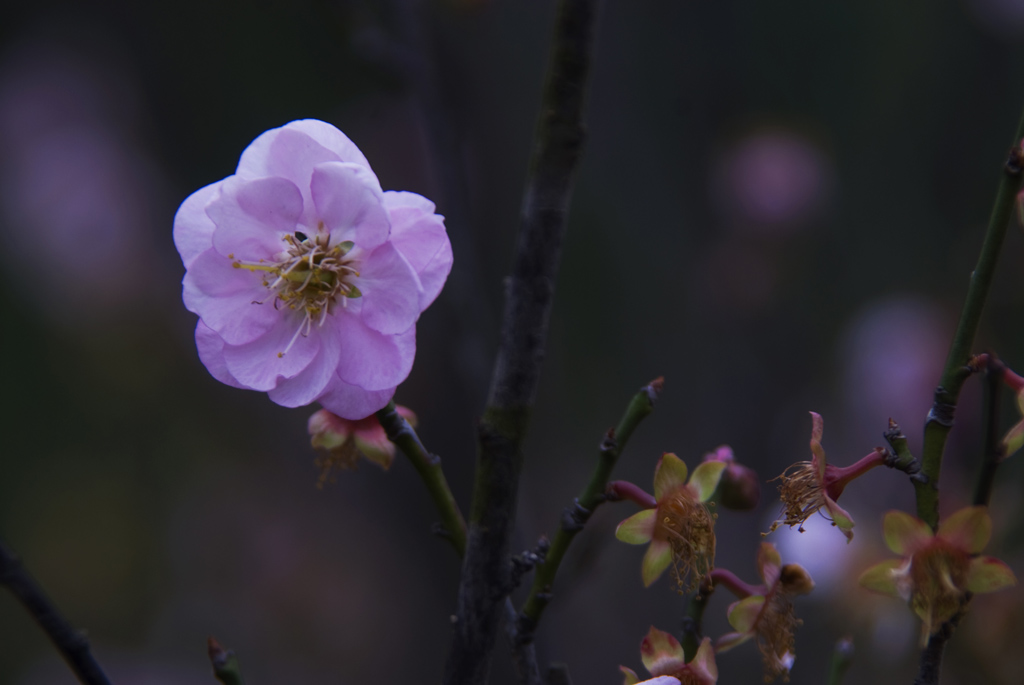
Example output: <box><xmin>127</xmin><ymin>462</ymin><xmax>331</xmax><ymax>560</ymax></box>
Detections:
<box><xmin>233</xmin><ymin>232</ymin><xmax>363</xmax><ymax>355</ymax></box>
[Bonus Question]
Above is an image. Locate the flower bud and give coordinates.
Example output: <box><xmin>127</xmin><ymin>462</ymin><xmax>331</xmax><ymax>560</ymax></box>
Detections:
<box><xmin>308</xmin><ymin>406</ymin><xmax>416</xmax><ymax>485</ymax></box>
<box><xmin>702</xmin><ymin>445</ymin><xmax>760</xmax><ymax>510</ymax></box>
<box><xmin>779</xmin><ymin>563</ymin><xmax>815</xmax><ymax>596</ymax></box>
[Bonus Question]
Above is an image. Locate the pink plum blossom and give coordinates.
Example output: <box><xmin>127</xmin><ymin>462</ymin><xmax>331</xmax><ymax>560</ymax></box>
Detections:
<box><xmin>174</xmin><ymin>120</ymin><xmax>452</xmax><ymax>419</ymax></box>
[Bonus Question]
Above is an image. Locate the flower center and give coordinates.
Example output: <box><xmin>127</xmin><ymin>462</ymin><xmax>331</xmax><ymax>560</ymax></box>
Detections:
<box><xmin>656</xmin><ymin>489</ymin><xmax>717</xmax><ymax>593</ymax></box>
<box><xmin>769</xmin><ymin>461</ymin><xmax>824</xmax><ymax>533</ymax></box>
<box><xmin>909</xmin><ymin>541</ymin><xmax>970</xmax><ymax>637</ymax></box>
<box><xmin>232</xmin><ymin>228</ymin><xmax>361</xmax><ymax>356</ymax></box>
<box><xmin>757</xmin><ymin>591</ymin><xmax>799</xmax><ymax>682</ymax></box>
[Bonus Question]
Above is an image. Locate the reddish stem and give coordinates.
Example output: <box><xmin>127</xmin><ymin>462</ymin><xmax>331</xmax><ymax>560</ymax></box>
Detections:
<box><xmin>606</xmin><ymin>480</ymin><xmax>657</xmax><ymax>509</ymax></box>
<box><xmin>825</xmin><ymin>448</ymin><xmax>887</xmax><ymax>499</ymax></box>
<box><xmin>1002</xmin><ymin>366</ymin><xmax>1024</xmax><ymax>394</ymax></box>
<box><xmin>709</xmin><ymin>568</ymin><xmax>766</xmax><ymax>599</ymax></box>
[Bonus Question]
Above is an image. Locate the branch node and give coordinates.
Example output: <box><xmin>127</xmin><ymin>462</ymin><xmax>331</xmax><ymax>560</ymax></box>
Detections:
<box><xmin>599</xmin><ymin>427</ymin><xmax>618</xmax><ymax>453</ymax></box>
<box><xmin>1006</xmin><ymin>143</ymin><xmax>1024</xmax><ymax>176</ymax></box>
<box><xmin>560</xmin><ymin>498</ymin><xmax>593</xmax><ymax>532</ymax></box>
<box><xmin>645</xmin><ymin>376</ymin><xmax>665</xmax><ymax>403</ymax></box>
<box><xmin>431</xmin><ymin>522</ymin><xmax>454</xmax><ymax>541</ymax></box>
<box><xmin>508</xmin><ymin>538</ymin><xmax>551</xmax><ymax>591</ymax></box>
<box><xmin>926</xmin><ymin>387</ymin><xmax>957</xmax><ymax>427</ymax></box>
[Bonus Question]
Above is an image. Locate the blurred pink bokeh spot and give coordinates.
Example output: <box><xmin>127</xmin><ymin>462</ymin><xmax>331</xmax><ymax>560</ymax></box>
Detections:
<box><xmin>0</xmin><ymin>42</ymin><xmax>161</xmax><ymax>323</ymax></box>
<box><xmin>964</xmin><ymin>0</ymin><xmax>1024</xmax><ymax>37</ymax></box>
<box><xmin>713</xmin><ymin>130</ymin><xmax>833</xmax><ymax>234</ymax></box>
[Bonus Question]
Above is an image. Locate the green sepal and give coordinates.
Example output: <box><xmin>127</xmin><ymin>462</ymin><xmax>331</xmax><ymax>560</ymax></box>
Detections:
<box><xmin>616</xmin><ymin>509</ymin><xmax>656</xmax><ymax>545</ymax></box>
<box><xmin>688</xmin><ymin>461</ymin><xmax>726</xmax><ymax>503</ymax></box>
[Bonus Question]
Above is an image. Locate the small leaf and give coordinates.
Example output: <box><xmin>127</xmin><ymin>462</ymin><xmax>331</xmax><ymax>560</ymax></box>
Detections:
<box><xmin>824</xmin><ymin>496</ymin><xmax>856</xmax><ymax>543</ymax></box>
<box><xmin>715</xmin><ymin>630</ymin><xmax>753</xmax><ymax>654</ymax></box>
<box><xmin>726</xmin><ymin>595</ymin><xmax>765</xmax><ymax>633</ymax></box>
<box><xmin>809</xmin><ymin>412</ymin><xmax>827</xmax><ymax>475</ymax></box>
<box><xmin>642</xmin><ymin>539</ymin><xmax>673</xmax><ymax>587</ymax></box>
<box><xmin>757</xmin><ymin>542</ymin><xmax>782</xmax><ymax>587</ymax></box>
<box><xmin>619</xmin><ymin>666</ymin><xmax>640</xmax><ymax>685</ymax></box>
<box><xmin>966</xmin><ymin>556</ymin><xmax>1017</xmax><ymax>594</ymax></box>
<box><xmin>616</xmin><ymin>509</ymin><xmax>657</xmax><ymax>545</ymax></box>
<box><xmin>858</xmin><ymin>558</ymin><xmax>906</xmax><ymax>598</ymax></box>
<box><xmin>690</xmin><ymin>637</ymin><xmax>718</xmax><ymax>683</ymax></box>
<box><xmin>938</xmin><ymin>506</ymin><xmax>991</xmax><ymax>555</ymax></box>
<box><xmin>882</xmin><ymin>510</ymin><xmax>932</xmax><ymax>555</ymax></box>
<box><xmin>654</xmin><ymin>453</ymin><xmax>688</xmax><ymax>500</ymax></box>
<box><xmin>1002</xmin><ymin>420</ymin><xmax>1024</xmax><ymax>458</ymax></box>
<box><xmin>640</xmin><ymin>626</ymin><xmax>686</xmax><ymax>677</ymax></box>
<box><xmin>688</xmin><ymin>461</ymin><xmax>726</xmax><ymax>502</ymax></box>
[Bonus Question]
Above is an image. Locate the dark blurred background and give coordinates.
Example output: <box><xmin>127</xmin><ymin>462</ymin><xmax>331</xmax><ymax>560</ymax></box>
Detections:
<box><xmin>3</xmin><ymin>1</ymin><xmax>1024</xmax><ymax>683</ymax></box>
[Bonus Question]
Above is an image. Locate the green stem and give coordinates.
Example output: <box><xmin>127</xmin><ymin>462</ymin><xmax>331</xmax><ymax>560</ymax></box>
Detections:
<box><xmin>376</xmin><ymin>402</ymin><xmax>467</xmax><ymax>555</ymax></box>
<box><xmin>518</xmin><ymin>378</ymin><xmax>661</xmax><ymax>635</ymax></box>
<box><xmin>375</xmin><ymin>404</ymin><xmax>541</xmax><ymax>684</ymax></box>
<box><xmin>917</xmin><ymin>111</ymin><xmax>1024</xmax><ymax>529</ymax></box>
<box><xmin>208</xmin><ymin>637</ymin><xmax>245</xmax><ymax>685</ymax></box>
<box><xmin>826</xmin><ymin>637</ymin><xmax>854</xmax><ymax>685</ymax></box>
<box><xmin>883</xmin><ymin>420</ymin><xmax>918</xmax><ymax>473</ymax></box>
<box><xmin>680</xmin><ymin>580</ymin><xmax>714</xmax><ymax>660</ymax></box>
<box><xmin>973</xmin><ymin>358</ymin><xmax>1006</xmax><ymax>507</ymax></box>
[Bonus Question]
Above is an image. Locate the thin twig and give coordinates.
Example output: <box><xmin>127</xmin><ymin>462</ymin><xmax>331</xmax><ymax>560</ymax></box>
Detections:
<box><xmin>517</xmin><ymin>379</ymin><xmax>661</xmax><ymax>644</ymax></box>
<box><xmin>444</xmin><ymin>2</ymin><xmax>599</xmax><ymax>683</ymax></box>
<box><xmin>973</xmin><ymin>356</ymin><xmax>1005</xmax><ymax>507</ymax></box>
<box><xmin>0</xmin><ymin>538</ymin><xmax>112</xmax><ymax>685</ymax></box>
<box><xmin>913</xmin><ymin>605</ymin><xmax>967</xmax><ymax>685</ymax></box>
<box><xmin>377</xmin><ymin>401</ymin><xmax>541</xmax><ymax>684</ymax></box>
<box><xmin>377</xmin><ymin>401</ymin><xmax>467</xmax><ymax>555</ymax></box>
<box><xmin>917</xmin><ymin>115</ymin><xmax>1024</xmax><ymax>529</ymax></box>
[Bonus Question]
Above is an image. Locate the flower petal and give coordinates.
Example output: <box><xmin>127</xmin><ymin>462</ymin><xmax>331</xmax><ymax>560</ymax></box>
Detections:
<box><xmin>858</xmin><ymin>558</ymin><xmax>906</xmax><ymax>598</ymax></box>
<box><xmin>809</xmin><ymin>411</ymin><xmax>826</xmax><ymax>477</ymax></box>
<box><xmin>654</xmin><ymin>453</ymin><xmax>688</xmax><ymax>500</ymax></box>
<box><xmin>823</xmin><ymin>495</ymin><xmax>856</xmax><ymax>543</ymax></box>
<box><xmin>634</xmin><ymin>678</ymin><xmax>681</xmax><ymax>685</ymax></box>
<box><xmin>317</xmin><ymin>375</ymin><xmax>395</xmax><ymax>421</ymax></box>
<box><xmin>384</xmin><ymin>191</ymin><xmax>453</xmax><ymax>309</ymax></box>
<box><xmin>715</xmin><ymin>631</ymin><xmax>753</xmax><ymax>654</ymax></box>
<box><xmin>183</xmin><ymin>248</ymin><xmax>279</xmax><ymax>345</ymax></box>
<box><xmin>642</xmin><ymin>539</ymin><xmax>673</xmax><ymax>587</ymax></box>
<box><xmin>689</xmin><ymin>637</ymin><xmax>718</xmax><ymax>684</ymax></box>
<box><xmin>333</xmin><ymin>316</ymin><xmax>416</xmax><ymax>391</ymax></box>
<box><xmin>311</xmin><ymin>162</ymin><xmax>390</xmax><ymax>252</ymax></box>
<box><xmin>174</xmin><ymin>181</ymin><xmax>220</xmax><ymax>269</ymax></box>
<box><xmin>757</xmin><ymin>542</ymin><xmax>782</xmax><ymax>587</ymax></box>
<box><xmin>966</xmin><ymin>556</ymin><xmax>1017</xmax><ymax>594</ymax></box>
<box><xmin>237</xmin><ymin>123</ymin><xmax>380</xmax><ymax>228</ymax></box>
<box><xmin>616</xmin><ymin>509</ymin><xmax>657</xmax><ymax>545</ymax></box>
<box><xmin>1002</xmin><ymin>418</ymin><xmax>1024</xmax><ymax>458</ymax></box>
<box><xmin>883</xmin><ymin>510</ymin><xmax>933</xmax><ymax>555</ymax></box>
<box><xmin>209</xmin><ymin>176</ymin><xmax>304</xmax><ymax>261</ymax></box>
<box><xmin>688</xmin><ymin>460</ymin><xmax>726</xmax><ymax>502</ymax></box>
<box><xmin>620</xmin><ymin>666</ymin><xmax>640</xmax><ymax>685</ymax></box>
<box><xmin>267</xmin><ymin>326</ymin><xmax>342</xmax><ymax>407</ymax></box>
<box><xmin>194</xmin><ymin>321</ymin><xmax>245</xmax><ymax>389</ymax></box>
<box><xmin>222</xmin><ymin>314</ymin><xmax>322</xmax><ymax>391</ymax></box>
<box><xmin>937</xmin><ymin>506</ymin><xmax>991</xmax><ymax>554</ymax></box>
<box><xmin>640</xmin><ymin>626</ymin><xmax>686</xmax><ymax>677</ymax></box>
<box><xmin>727</xmin><ymin>595</ymin><xmax>765</xmax><ymax>633</ymax></box>
<box><xmin>356</xmin><ymin>241</ymin><xmax>423</xmax><ymax>335</ymax></box>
